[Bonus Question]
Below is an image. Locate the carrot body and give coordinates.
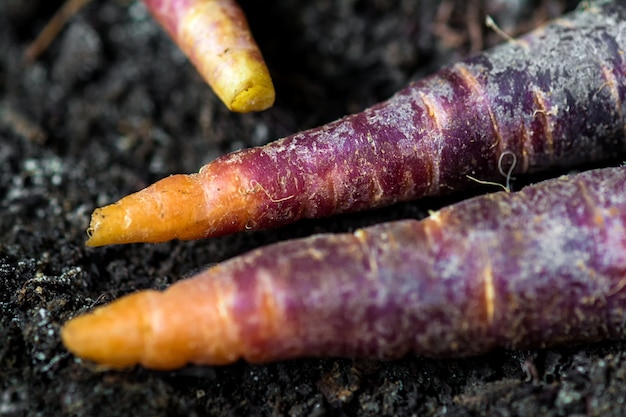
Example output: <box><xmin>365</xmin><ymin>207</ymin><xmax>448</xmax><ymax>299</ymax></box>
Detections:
<box><xmin>64</xmin><ymin>166</ymin><xmax>626</xmax><ymax>370</ymax></box>
<box><xmin>86</xmin><ymin>2</ymin><xmax>626</xmax><ymax>246</ymax></box>
<box><xmin>141</xmin><ymin>0</ymin><xmax>275</xmax><ymax>112</ymax></box>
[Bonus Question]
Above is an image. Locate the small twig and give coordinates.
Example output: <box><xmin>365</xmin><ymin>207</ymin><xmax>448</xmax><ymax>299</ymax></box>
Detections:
<box><xmin>485</xmin><ymin>15</ymin><xmax>516</xmax><ymax>43</ymax></box>
<box><xmin>23</xmin><ymin>0</ymin><xmax>93</xmax><ymax>63</ymax></box>
<box><xmin>0</xmin><ymin>101</ymin><xmax>47</xmax><ymax>144</ymax></box>
<box><xmin>467</xmin><ymin>151</ymin><xmax>517</xmax><ymax>193</ymax></box>
<box><xmin>466</xmin><ymin>175</ymin><xmax>510</xmax><ymax>193</ymax></box>
<box><xmin>497</xmin><ymin>151</ymin><xmax>517</xmax><ymax>192</ymax></box>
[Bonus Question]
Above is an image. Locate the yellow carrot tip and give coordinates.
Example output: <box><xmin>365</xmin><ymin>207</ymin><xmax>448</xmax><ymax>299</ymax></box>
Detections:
<box><xmin>207</xmin><ymin>49</ymin><xmax>276</xmax><ymax>112</ymax></box>
<box><xmin>173</xmin><ymin>0</ymin><xmax>276</xmax><ymax>113</ymax></box>
<box><xmin>229</xmin><ymin>81</ymin><xmax>275</xmax><ymax>113</ymax></box>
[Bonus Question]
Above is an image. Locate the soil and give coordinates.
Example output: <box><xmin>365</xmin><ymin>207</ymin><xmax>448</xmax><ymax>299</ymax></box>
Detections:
<box><xmin>3</xmin><ymin>1</ymin><xmax>626</xmax><ymax>416</ymax></box>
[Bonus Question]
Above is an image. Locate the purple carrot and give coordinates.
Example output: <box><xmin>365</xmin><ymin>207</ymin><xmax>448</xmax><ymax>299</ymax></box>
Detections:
<box><xmin>62</xmin><ymin>166</ymin><xmax>626</xmax><ymax>369</ymax></box>
<box><xmin>85</xmin><ymin>2</ymin><xmax>626</xmax><ymax>246</ymax></box>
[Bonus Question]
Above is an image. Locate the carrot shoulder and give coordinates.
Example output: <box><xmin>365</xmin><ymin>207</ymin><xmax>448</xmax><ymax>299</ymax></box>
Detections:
<box><xmin>63</xmin><ymin>166</ymin><xmax>626</xmax><ymax>370</ymax></box>
<box><xmin>141</xmin><ymin>0</ymin><xmax>275</xmax><ymax>112</ymax></box>
<box><xmin>86</xmin><ymin>2</ymin><xmax>626</xmax><ymax>246</ymax></box>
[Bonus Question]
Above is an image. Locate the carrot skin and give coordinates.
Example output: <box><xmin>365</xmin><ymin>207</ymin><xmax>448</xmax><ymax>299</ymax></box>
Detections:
<box><xmin>86</xmin><ymin>3</ymin><xmax>626</xmax><ymax>246</ymax></box>
<box><xmin>64</xmin><ymin>166</ymin><xmax>626</xmax><ymax>369</ymax></box>
<box><xmin>141</xmin><ymin>0</ymin><xmax>275</xmax><ymax>112</ymax></box>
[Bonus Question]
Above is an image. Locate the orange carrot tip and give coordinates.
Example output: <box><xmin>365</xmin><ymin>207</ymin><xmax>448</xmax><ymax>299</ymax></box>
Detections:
<box><xmin>61</xmin><ymin>292</ymin><xmax>153</xmax><ymax>368</ymax></box>
<box><xmin>141</xmin><ymin>0</ymin><xmax>275</xmax><ymax>112</ymax></box>
<box><xmin>85</xmin><ymin>159</ymin><xmax>259</xmax><ymax>246</ymax></box>
<box><xmin>61</xmin><ymin>276</ymin><xmax>245</xmax><ymax>369</ymax></box>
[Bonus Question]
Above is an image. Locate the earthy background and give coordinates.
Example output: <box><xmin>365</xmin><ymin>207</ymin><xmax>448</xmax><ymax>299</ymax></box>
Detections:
<box><xmin>3</xmin><ymin>0</ymin><xmax>626</xmax><ymax>416</ymax></box>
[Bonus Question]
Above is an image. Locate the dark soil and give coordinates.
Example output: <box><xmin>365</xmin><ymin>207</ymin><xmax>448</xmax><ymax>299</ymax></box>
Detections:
<box><xmin>3</xmin><ymin>1</ymin><xmax>626</xmax><ymax>416</ymax></box>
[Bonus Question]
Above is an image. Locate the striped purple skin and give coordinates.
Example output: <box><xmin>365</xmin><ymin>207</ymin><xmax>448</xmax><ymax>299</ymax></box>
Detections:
<box><xmin>217</xmin><ymin>2</ymin><xmax>626</xmax><ymax>231</ymax></box>
<box><xmin>219</xmin><ymin>166</ymin><xmax>626</xmax><ymax>361</ymax></box>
